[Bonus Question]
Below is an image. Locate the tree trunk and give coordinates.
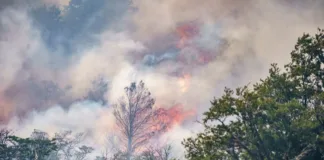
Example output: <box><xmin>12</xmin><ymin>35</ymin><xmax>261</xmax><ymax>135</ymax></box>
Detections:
<box><xmin>127</xmin><ymin>137</ymin><xmax>132</xmax><ymax>160</ymax></box>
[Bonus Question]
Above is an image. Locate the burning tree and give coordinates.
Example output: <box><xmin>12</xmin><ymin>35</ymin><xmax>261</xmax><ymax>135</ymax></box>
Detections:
<box><xmin>113</xmin><ymin>81</ymin><xmax>167</xmax><ymax>160</ymax></box>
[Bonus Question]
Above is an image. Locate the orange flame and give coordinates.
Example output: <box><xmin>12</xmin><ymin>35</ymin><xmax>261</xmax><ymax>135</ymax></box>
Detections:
<box><xmin>155</xmin><ymin>104</ymin><xmax>196</xmax><ymax>131</ymax></box>
<box><xmin>110</xmin><ymin>103</ymin><xmax>196</xmax><ymax>154</ymax></box>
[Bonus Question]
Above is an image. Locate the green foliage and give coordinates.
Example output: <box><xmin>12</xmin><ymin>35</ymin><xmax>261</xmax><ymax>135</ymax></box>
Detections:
<box><xmin>183</xmin><ymin>29</ymin><xmax>324</xmax><ymax>160</ymax></box>
<box><xmin>0</xmin><ymin>129</ymin><xmax>94</xmax><ymax>160</ymax></box>
<box><xmin>0</xmin><ymin>129</ymin><xmax>57</xmax><ymax>160</ymax></box>
<box><xmin>9</xmin><ymin>135</ymin><xmax>57</xmax><ymax>159</ymax></box>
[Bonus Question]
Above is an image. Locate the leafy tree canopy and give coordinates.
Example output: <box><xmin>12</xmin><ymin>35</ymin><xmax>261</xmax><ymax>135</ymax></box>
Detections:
<box><xmin>183</xmin><ymin>28</ymin><xmax>324</xmax><ymax>160</ymax></box>
<box><xmin>0</xmin><ymin>129</ymin><xmax>57</xmax><ymax>160</ymax></box>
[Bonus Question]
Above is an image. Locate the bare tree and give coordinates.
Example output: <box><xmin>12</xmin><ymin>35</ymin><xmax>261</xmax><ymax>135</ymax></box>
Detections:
<box><xmin>113</xmin><ymin>81</ymin><xmax>167</xmax><ymax>160</ymax></box>
<box><xmin>49</xmin><ymin>130</ymin><xmax>93</xmax><ymax>160</ymax></box>
<box><xmin>154</xmin><ymin>145</ymin><xmax>173</xmax><ymax>160</ymax></box>
<box><xmin>31</xmin><ymin>129</ymin><xmax>49</xmax><ymax>140</ymax></box>
<box><xmin>75</xmin><ymin>145</ymin><xmax>94</xmax><ymax>160</ymax></box>
<box><xmin>0</xmin><ymin>128</ymin><xmax>11</xmax><ymax>145</ymax></box>
<box><xmin>0</xmin><ymin>128</ymin><xmax>13</xmax><ymax>159</ymax></box>
<box><xmin>96</xmin><ymin>134</ymin><xmax>122</xmax><ymax>160</ymax></box>
<box><xmin>135</xmin><ymin>144</ymin><xmax>177</xmax><ymax>160</ymax></box>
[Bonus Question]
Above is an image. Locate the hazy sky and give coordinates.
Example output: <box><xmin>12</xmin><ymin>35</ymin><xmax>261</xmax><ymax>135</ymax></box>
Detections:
<box><xmin>0</xmin><ymin>0</ymin><xmax>323</xmax><ymax>158</ymax></box>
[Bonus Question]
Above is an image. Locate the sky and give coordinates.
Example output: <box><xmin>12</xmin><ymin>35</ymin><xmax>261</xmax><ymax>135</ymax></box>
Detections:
<box><xmin>0</xmin><ymin>0</ymin><xmax>324</xmax><ymax>158</ymax></box>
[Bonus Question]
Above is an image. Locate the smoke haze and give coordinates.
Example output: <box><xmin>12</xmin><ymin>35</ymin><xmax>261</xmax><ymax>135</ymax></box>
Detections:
<box><xmin>0</xmin><ymin>0</ymin><xmax>323</xmax><ymax>158</ymax></box>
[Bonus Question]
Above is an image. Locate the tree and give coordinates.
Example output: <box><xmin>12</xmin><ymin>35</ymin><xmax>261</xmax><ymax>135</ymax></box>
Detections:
<box><xmin>136</xmin><ymin>144</ymin><xmax>178</xmax><ymax>160</ymax></box>
<box><xmin>183</xmin><ymin>29</ymin><xmax>324</xmax><ymax>160</ymax></box>
<box><xmin>0</xmin><ymin>129</ymin><xmax>94</xmax><ymax>160</ymax></box>
<box><xmin>97</xmin><ymin>134</ymin><xmax>124</xmax><ymax>160</ymax></box>
<box><xmin>285</xmin><ymin>28</ymin><xmax>324</xmax><ymax>127</ymax></box>
<box><xmin>113</xmin><ymin>81</ymin><xmax>167</xmax><ymax>160</ymax></box>
<box><xmin>74</xmin><ymin>145</ymin><xmax>94</xmax><ymax>160</ymax></box>
<box><xmin>49</xmin><ymin>130</ymin><xmax>94</xmax><ymax>160</ymax></box>
<box><xmin>0</xmin><ymin>129</ymin><xmax>16</xmax><ymax>159</ymax></box>
<box><xmin>0</xmin><ymin>129</ymin><xmax>57</xmax><ymax>160</ymax></box>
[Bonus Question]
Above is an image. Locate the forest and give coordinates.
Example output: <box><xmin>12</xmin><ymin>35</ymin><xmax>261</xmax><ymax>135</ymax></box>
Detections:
<box><xmin>1</xmin><ymin>28</ymin><xmax>323</xmax><ymax>160</ymax></box>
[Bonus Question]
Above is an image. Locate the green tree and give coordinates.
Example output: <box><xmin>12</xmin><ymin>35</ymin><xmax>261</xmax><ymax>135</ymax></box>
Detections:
<box><xmin>0</xmin><ymin>129</ymin><xmax>57</xmax><ymax>160</ymax></box>
<box><xmin>183</xmin><ymin>29</ymin><xmax>324</xmax><ymax>160</ymax></box>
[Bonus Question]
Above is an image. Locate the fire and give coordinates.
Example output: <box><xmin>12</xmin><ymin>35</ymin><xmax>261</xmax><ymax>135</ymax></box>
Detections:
<box><xmin>178</xmin><ymin>73</ymin><xmax>191</xmax><ymax>93</ymax></box>
<box><xmin>111</xmin><ymin>104</ymin><xmax>196</xmax><ymax>153</ymax></box>
<box><xmin>175</xmin><ymin>22</ymin><xmax>216</xmax><ymax>66</ymax></box>
<box><xmin>155</xmin><ymin>104</ymin><xmax>196</xmax><ymax>131</ymax></box>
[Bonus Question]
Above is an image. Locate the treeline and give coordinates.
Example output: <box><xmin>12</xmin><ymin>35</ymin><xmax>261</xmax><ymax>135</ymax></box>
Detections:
<box><xmin>0</xmin><ymin>129</ymin><xmax>91</xmax><ymax>160</ymax></box>
<box><xmin>0</xmin><ymin>129</ymin><xmax>177</xmax><ymax>160</ymax></box>
<box><xmin>1</xmin><ymin>29</ymin><xmax>324</xmax><ymax>160</ymax></box>
<box><xmin>183</xmin><ymin>29</ymin><xmax>324</xmax><ymax>159</ymax></box>
<box><xmin>0</xmin><ymin>81</ymin><xmax>178</xmax><ymax>160</ymax></box>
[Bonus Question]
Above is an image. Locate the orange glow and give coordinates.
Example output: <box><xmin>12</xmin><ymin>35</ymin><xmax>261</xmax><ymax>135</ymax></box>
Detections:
<box><xmin>0</xmin><ymin>93</ymin><xmax>13</xmax><ymax>123</ymax></box>
<box><xmin>110</xmin><ymin>104</ymin><xmax>197</xmax><ymax>154</ymax></box>
<box><xmin>176</xmin><ymin>23</ymin><xmax>198</xmax><ymax>48</ymax></box>
<box><xmin>175</xmin><ymin>22</ymin><xmax>215</xmax><ymax>66</ymax></box>
<box><xmin>155</xmin><ymin>104</ymin><xmax>196</xmax><ymax>131</ymax></box>
<box><xmin>178</xmin><ymin>73</ymin><xmax>191</xmax><ymax>93</ymax></box>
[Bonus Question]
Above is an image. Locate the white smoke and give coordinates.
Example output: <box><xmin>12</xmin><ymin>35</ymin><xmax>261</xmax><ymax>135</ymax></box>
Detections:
<box><xmin>1</xmin><ymin>0</ymin><xmax>324</xmax><ymax>159</ymax></box>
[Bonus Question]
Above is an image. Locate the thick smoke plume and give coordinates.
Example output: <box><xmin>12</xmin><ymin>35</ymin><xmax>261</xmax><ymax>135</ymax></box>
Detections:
<box><xmin>0</xmin><ymin>0</ymin><xmax>323</xmax><ymax>158</ymax></box>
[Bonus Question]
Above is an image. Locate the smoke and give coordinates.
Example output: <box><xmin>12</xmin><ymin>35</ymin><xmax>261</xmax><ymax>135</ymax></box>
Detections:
<box><xmin>8</xmin><ymin>101</ymin><xmax>114</xmax><ymax>141</ymax></box>
<box><xmin>0</xmin><ymin>0</ymin><xmax>323</xmax><ymax>158</ymax></box>
<box><xmin>7</xmin><ymin>101</ymin><xmax>115</xmax><ymax>157</ymax></box>
<box><xmin>41</xmin><ymin>0</ymin><xmax>71</xmax><ymax>8</ymax></box>
<box><xmin>65</xmin><ymin>31</ymin><xmax>145</xmax><ymax>98</ymax></box>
